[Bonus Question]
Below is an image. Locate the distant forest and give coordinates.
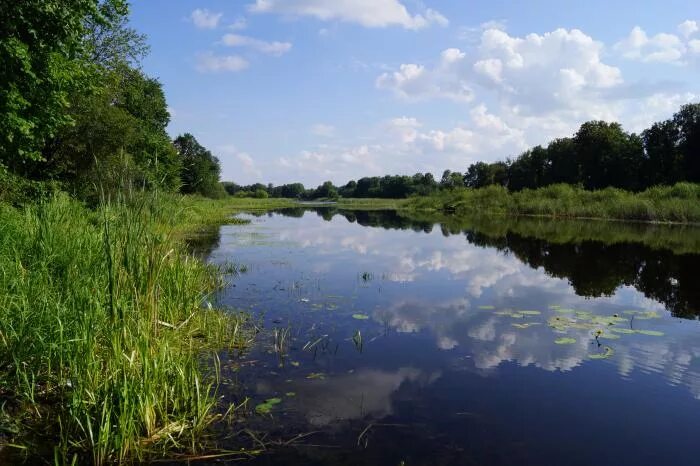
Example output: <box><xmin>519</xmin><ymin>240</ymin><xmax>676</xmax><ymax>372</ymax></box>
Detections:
<box><xmin>225</xmin><ymin>103</ymin><xmax>700</xmax><ymax>200</ymax></box>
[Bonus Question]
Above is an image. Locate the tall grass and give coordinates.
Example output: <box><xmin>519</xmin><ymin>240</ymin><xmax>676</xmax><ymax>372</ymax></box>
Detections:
<box><xmin>404</xmin><ymin>183</ymin><xmax>700</xmax><ymax>224</ymax></box>
<box><xmin>0</xmin><ymin>193</ymin><xmax>252</xmax><ymax>464</ymax></box>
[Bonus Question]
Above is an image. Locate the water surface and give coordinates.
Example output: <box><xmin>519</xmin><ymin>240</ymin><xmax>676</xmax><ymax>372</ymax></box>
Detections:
<box><xmin>209</xmin><ymin>209</ymin><xmax>700</xmax><ymax>465</ymax></box>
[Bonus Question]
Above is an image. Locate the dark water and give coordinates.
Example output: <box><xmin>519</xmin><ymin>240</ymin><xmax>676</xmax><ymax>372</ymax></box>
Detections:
<box><xmin>208</xmin><ymin>209</ymin><xmax>700</xmax><ymax>466</ymax></box>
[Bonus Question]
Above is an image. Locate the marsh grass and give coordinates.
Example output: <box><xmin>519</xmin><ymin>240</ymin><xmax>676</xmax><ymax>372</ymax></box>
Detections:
<box><xmin>0</xmin><ymin>193</ymin><xmax>253</xmax><ymax>464</ymax></box>
<box><xmin>405</xmin><ymin>183</ymin><xmax>700</xmax><ymax>224</ymax></box>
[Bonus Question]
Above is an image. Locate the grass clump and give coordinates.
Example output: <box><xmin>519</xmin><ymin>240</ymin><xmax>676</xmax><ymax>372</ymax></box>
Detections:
<box><xmin>0</xmin><ymin>193</ymin><xmax>252</xmax><ymax>464</ymax></box>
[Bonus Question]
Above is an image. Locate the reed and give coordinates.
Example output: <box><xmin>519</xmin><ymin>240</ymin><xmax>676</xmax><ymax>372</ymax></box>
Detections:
<box><xmin>0</xmin><ymin>193</ymin><xmax>253</xmax><ymax>464</ymax></box>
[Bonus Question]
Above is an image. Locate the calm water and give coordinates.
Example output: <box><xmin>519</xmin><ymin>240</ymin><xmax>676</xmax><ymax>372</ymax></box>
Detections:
<box><xmin>206</xmin><ymin>208</ymin><xmax>700</xmax><ymax>466</ymax></box>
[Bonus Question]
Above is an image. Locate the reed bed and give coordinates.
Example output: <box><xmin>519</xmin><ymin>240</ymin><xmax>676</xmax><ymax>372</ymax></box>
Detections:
<box><xmin>0</xmin><ymin>193</ymin><xmax>252</xmax><ymax>464</ymax></box>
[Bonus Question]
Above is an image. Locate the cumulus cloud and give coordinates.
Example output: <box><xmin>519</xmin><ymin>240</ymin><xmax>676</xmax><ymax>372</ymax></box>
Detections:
<box><xmin>222</xmin><ymin>33</ymin><xmax>293</xmax><ymax>56</ymax></box>
<box><xmin>190</xmin><ymin>8</ymin><xmax>222</xmax><ymax>29</ymax></box>
<box><xmin>677</xmin><ymin>20</ymin><xmax>698</xmax><ymax>38</ymax></box>
<box><xmin>248</xmin><ymin>0</ymin><xmax>448</xmax><ymax>30</ymax></box>
<box><xmin>195</xmin><ymin>52</ymin><xmax>249</xmax><ymax>72</ymax></box>
<box><xmin>376</xmin><ymin>49</ymin><xmax>475</xmax><ymax>102</ymax></box>
<box><xmin>378</xmin><ymin>27</ymin><xmax>622</xmax><ymax>117</ymax></box>
<box><xmin>614</xmin><ymin>21</ymin><xmax>700</xmax><ymax>64</ymax></box>
<box><xmin>274</xmin><ymin>107</ymin><xmax>528</xmax><ymax>186</ymax></box>
<box><xmin>614</xmin><ymin>26</ymin><xmax>686</xmax><ymax>63</ymax></box>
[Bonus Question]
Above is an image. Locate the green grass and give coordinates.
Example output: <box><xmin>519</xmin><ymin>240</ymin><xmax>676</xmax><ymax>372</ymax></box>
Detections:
<box><xmin>404</xmin><ymin>183</ymin><xmax>700</xmax><ymax>224</ymax></box>
<box><xmin>335</xmin><ymin>198</ymin><xmax>408</xmax><ymax>210</ymax></box>
<box><xmin>0</xmin><ymin>193</ymin><xmax>254</xmax><ymax>464</ymax></box>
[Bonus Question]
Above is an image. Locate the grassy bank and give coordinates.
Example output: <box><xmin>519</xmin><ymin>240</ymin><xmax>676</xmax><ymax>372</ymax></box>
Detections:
<box><xmin>0</xmin><ymin>194</ymin><xmax>255</xmax><ymax>464</ymax></box>
<box><xmin>405</xmin><ymin>183</ymin><xmax>700</xmax><ymax>224</ymax></box>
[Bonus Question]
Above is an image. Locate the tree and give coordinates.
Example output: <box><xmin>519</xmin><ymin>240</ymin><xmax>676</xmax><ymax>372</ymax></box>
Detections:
<box><xmin>642</xmin><ymin>120</ymin><xmax>683</xmax><ymax>186</ymax></box>
<box><xmin>173</xmin><ymin>133</ymin><xmax>224</xmax><ymax>198</ymax></box>
<box><xmin>673</xmin><ymin>103</ymin><xmax>700</xmax><ymax>183</ymax></box>
<box><xmin>314</xmin><ymin>181</ymin><xmax>338</xmax><ymax>199</ymax></box>
<box><xmin>573</xmin><ymin>121</ymin><xmax>644</xmax><ymax>191</ymax></box>
<box><xmin>0</xmin><ymin>0</ymin><xmax>125</xmax><ymax>169</ymax></box>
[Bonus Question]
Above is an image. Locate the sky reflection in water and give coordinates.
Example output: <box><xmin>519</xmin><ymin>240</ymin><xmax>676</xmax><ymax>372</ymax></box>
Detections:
<box><xmin>209</xmin><ymin>209</ymin><xmax>700</xmax><ymax>465</ymax></box>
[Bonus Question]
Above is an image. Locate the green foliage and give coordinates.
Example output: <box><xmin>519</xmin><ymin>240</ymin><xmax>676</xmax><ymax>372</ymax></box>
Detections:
<box><xmin>404</xmin><ymin>182</ymin><xmax>700</xmax><ymax>224</ymax></box>
<box><xmin>463</xmin><ymin>104</ymin><xmax>700</xmax><ymax>193</ymax></box>
<box><xmin>174</xmin><ymin>133</ymin><xmax>225</xmax><ymax>199</ymax></box>
<box><xmin>0</xmin><ymin>0</ymin><xmax>120</xmax><ymax>166</ymax></box>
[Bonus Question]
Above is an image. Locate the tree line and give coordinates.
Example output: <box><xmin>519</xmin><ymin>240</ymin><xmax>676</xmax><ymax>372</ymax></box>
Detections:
<box><xmin>228</xmin><ymin>104</ymin><xmax>700</xmax><ymax>200</ymax></box>
<box><xmin>1</xmin><ymin>1</ymin><xmax>224</xmax><ymax>204</ymax></box>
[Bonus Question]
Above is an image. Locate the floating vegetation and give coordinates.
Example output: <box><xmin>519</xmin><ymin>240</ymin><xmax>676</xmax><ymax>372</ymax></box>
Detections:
<box><xmin>285</xmin><ymin>392</ymin><xmax>296</xmax><ymax>397</ymax></box>
<box><xmin>478</xmin><ymin>305</ymin><xmax>496</xmax><ymax>310</ymax></box>
<box><xmin>352</xmin><ymin>313</ymin><xmax>370</xmax><ymax>320</ymax></box>
<box><xmin>290</xmin><ymin>361</ymin><xmax>300</xmax><ymax>367</ymax></box>
<box><xmin>555</xmin><ymin>337</ymin><xmax>576</xmax><ymax>345</ymax></box>
<box><xmin>519</xmin><ymin>310</ymin><xmax>541</xmax><ymax>315</ymax></box>
<box><xmin>553</xmin><ymin>308</ymin><xmax>575</xmax><ymax>313</ymax></box>
<box><xmin>634</xmin><ymin>311</ymin><xmax>661</xmax><ymax>320</ymax></box>
<box><xmin>255</xmin><ymin>397</ymin><xmax>282</xmax><ymax>415</ymax></box>
<box><xmin>636</xmin><ymin>329</ymin><xmax>665</xmax><ymax>336</ymax></box>
<box><xmin>589</xmin><ymin>346</ymin><xmax>615</xmax><ymax>360</ymax></box>
<box><xmin>512</xmin><ymin>323</ymin><xmax>541</xmax><ymax>329</ymax></box>
<box><xmin>610</xmin><ymin>327</ymin><xmax>635</xmax><ymax>334</ymax></box>
<box><xmin>306</xmin><ymin>372</ymin><xmax>326</xmax><ymax>380</ymax></box>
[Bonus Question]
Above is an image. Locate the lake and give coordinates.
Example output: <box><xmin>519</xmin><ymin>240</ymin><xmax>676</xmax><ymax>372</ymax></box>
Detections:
<box><xmin>206</xmin><ymin>207</ymin><xmax>700</xmax><ymax>465</ymax></box>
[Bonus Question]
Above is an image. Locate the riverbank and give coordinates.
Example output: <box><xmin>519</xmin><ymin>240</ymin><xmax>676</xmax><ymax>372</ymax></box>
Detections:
<box><xmin>0</xmin><ymin>194</ymin><xmax>262</xmax><ymax>464</ymax></box>
<box><xmin>403</xmin><ymin>183</ymin><xmax>700</xmax><ymax>224</ymax></box>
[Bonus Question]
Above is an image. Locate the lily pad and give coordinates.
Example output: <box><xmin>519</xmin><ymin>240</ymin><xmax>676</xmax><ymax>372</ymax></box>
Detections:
<box><xmin>512</xmin><ymin>323</ymin><xmax>541</xmax><ymax>329</ymax></box>
<box><xmin>478</xmin><ymin>305</ymin><xmax>496</xmax><ymax>310</ymax></box>
<box><xmin>352</xmin><ymin>313</ymin><xmax>370</xmax><ymax>320</ymax></box>
<box><xmin>255</xmin><ymin>397</ymin><xmax>282</xmax><ymax>414</ymax></box>
<box><xmin>589</xmin><ymin>346</ymin><xmax>615</xmax><ymax>360</ymax></box>
<box><xmin>610</xmin><ymin>328</ymin><xmax>635</xmax><ymax>334</ymax></box>
<box><xmin>555</xmin><ymin>337</ymin><xmax>576</xmax><ymax>345</ymax></box>
<box><xmin>306</xmin><ymin>372</ymin><xmax>326</xmax><ymax>380</ymax></box>
<box><xmin>636</xmin><ymin>329</ymin><xmax>665</xmax><ymax>336</ymax></box>
<box><xmin>520</xmin><ymin>310</ymin><xmax>541</xmax><ymax>315</ymax></box>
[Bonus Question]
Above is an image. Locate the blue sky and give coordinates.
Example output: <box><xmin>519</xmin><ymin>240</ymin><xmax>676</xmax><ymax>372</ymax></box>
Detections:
<box><xmin>130</xmin><ymin>0</ymin><xmax>700</xmax><ymax>186</ymax></box>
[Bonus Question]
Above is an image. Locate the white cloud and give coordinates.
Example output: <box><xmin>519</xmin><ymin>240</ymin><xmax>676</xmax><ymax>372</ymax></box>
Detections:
<box><xmin>310</xmin><ymin>123</ymin><xmax>336</xmax><ymax>137</ymax></box>
<box><xmin>614</xmin><ymin>21</ymin><xmax>700</xmax><ymax>64</ymax></box>
<box><xmin>274</xmin><ymin>108</ymin><xmax>528</xmax><ymax>185</ymax></box>
<box><xmin>614</xmin><ymin>26</ymin><xmax>686</xmax><ymax>63</ymax></box>
<box><xmin>376</xmin><ymin>50</ymin><xmax>475</xmax><ymax>103</ymax></box>
<box><xmin>248</xmin><ymin>0</ymin><xmax>448</xmax><ymax>30</ymax></box>
<box><xmin>222</xmin><ymin>33</ymin><xmax>293</xmax><ymax>56</ymax></box>
<box><xmin>190</xmin><ymin>9</ymin><xmax>222</xmax><ymax>29</ymax></box>
<box><xmin>236</xmin><ymin>152</ymin><xmax>262</xmax><ymax>178</ymax></box>
<box><xmin>195</xmin><ymin>52</ymin><xmax>249</xmax><ymax>73</ymax></box>
<box><xmin>678</xmin><ymin>20</ymin><xmax>698</xmax><ymax>38</ymax></box>
<box><xmin>378</xmin><ymin>27</ymin><xmax>622</xmax><ymax>117</ymax></box>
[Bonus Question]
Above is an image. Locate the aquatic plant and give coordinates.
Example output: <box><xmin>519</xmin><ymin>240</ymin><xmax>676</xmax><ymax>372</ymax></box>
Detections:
<box><xmin>0</xmin><ymin>194</ymin><xmax>254</xmax><ymax>464</ymax></box>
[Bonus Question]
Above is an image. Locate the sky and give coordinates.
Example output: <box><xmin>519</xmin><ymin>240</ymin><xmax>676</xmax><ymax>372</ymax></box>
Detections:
<box><xmin>130</xmin><ymin>0</ymin><xmax>700</xmax><ymax>187</ymax></box>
